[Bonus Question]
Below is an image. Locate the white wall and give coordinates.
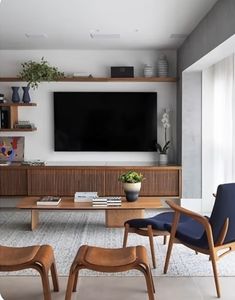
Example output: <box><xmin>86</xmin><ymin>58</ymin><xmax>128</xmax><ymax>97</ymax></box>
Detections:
<box><xmin>0</xmin><ymin>50</ymin><xmax>177</xmax><ymax>163</ymax></box>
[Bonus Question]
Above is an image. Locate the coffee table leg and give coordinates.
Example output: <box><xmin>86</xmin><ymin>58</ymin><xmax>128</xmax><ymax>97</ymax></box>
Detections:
<box><xmin>31</xmin><ymin>210</ymin><xmax>39</xmax><ymax>230</ymax></box>
<box><xmin>105</xmin><ymin>209</ymin><xmax>144</xmax><ymax>227</ymax></box>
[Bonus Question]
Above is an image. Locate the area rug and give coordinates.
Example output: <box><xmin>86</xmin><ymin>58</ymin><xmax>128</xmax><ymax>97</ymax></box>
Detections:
<box><xmin>1</xmin><ymin>209</ymin><xmax>235</xmax><ymax>277</ymax></box>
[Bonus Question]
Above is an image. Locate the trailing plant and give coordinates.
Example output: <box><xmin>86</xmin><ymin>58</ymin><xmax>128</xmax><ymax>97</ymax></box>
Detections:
<box><xmin>118</xmin><ymin>170</ymin><xmax>144</xmax><ymax>183</ymax></box>
<box><xmin>19</xmin><ymin>57</ymin><xmax>64</xmax><ymax>89</ymax></box>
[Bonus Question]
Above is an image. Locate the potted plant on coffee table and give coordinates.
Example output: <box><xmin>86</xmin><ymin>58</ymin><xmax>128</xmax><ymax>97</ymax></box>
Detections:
<box><xmin>118</xmin><ymin>170</ymin><xmax>144</xmax><ymax>202</ymax></box>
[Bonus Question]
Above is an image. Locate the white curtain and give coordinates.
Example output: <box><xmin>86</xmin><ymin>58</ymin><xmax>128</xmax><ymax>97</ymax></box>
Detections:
<box><xmin>202</xmin><ymin>55</ymin><xmax>235</xmax><ymax>212</ymax></box>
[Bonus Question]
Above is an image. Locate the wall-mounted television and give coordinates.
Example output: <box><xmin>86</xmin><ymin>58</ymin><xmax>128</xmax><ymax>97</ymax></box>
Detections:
<box><xmin>54</xmin><ymin>92</ymin><xmax>157</xmax><ymax>151</ymax></box>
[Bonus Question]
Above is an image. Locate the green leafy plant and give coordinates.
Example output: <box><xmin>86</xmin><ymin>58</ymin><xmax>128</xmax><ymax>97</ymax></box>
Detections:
<box><xmin>118</xmin><ymin>170</ymin><xmax>144</xmax><ymax>183</ymax></box>
<box><xmin>19</xmin><ymin>57</ymin><xmax>64</xmax><ymax>89</ymax></box>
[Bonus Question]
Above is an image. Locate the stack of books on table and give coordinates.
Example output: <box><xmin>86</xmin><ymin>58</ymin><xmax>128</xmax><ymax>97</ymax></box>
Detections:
<box><xmin>37</xmin><ymin>196</ymin><xmax>61</xmax><ymax>206</ymax></box>
<box><xmin>92</xmin><ymin>197</ymin><xmax>122</xmax><ymax>207</ymax></box>
<box><xmin>74</xmin><ymin>192</ymin><xmax>98</xmax><ymax>202</ymax></box>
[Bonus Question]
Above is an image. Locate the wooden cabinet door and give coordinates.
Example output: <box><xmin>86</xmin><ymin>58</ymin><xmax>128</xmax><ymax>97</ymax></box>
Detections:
<box><xmin>28</xmin><ymin>168</ymin><xmax>105</xmax><ymax>196</ymax></box>
<box><xmin>0</xmin><ymin>168</ymin><xmax>27</xmax><ymax>195</ymax></box>
<box><xmin>105</xmin><ymin>168</ymin><xmax>180</xmax><ymax>197</ymax></box>
<box><xmin>139</xmin><ymin>169</ymin><xmax>180</xmax><ymax>196</ymax></box>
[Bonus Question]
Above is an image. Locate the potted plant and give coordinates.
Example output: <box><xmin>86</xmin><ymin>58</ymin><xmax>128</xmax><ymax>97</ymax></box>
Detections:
<box><xmin>155</xmin><ymin>109</ymin><xmax>170</xmax><ymax>164</ymax></box>
<box><xmin>118</xmin><ymin>170</ymin><xmax>144</xmax><ymax>202</ymax></box>
<box><xmin>18</xmin><ymin>57</ymin><xmax>64</xmax><ymax>100</ymax></box>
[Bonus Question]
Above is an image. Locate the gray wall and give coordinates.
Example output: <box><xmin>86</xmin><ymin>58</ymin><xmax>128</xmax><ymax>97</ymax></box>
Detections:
<box><xmin>177</xmin><ymin>0</ymin><xmax>235</xmax><ymax>198</ymax></box>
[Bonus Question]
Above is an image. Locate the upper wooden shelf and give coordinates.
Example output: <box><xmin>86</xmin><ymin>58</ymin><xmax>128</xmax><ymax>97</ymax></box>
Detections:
<box><xmin>0</xmin><ymin>76</ymin><xmax>177</xmax><ymax>83</ymax></box>
<box><xmin>0</xmin><ymin>103</ymin><xmax>37</xmax><ymax>107</ymax></box>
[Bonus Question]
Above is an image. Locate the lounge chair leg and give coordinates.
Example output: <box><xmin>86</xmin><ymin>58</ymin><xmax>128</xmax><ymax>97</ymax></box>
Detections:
<box><xmin>163</xmin><ymin>235</ymin><xmax>167</xmax><ymax>245</ymax></box>
<box><xmin>148</xmin><ymin>225</ymin><xmax>156</xmax><ymax>269</ymax></box>
<box><xmin>210</xmin><ymin>250</ymin><xmax>221</xmax><ymax>298</ymax></box>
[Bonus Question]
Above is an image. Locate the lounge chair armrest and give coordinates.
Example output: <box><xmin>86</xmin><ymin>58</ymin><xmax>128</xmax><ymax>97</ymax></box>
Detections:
<box><xmin>165</xmin><ymin>200</ymin><xmax>210</xmax><ymax>228</ymax></box>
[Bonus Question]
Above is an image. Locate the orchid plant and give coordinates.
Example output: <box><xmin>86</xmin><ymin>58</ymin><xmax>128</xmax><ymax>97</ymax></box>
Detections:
<box><xmin>155</xmin><ymin>109</ymin><xmax>170</xmax><ymax>154</ymax></box>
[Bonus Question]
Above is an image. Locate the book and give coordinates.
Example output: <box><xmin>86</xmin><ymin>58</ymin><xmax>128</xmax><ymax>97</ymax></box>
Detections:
<box><xmin>74</xmin><ymin>192</ymin><xmax>98</xmax><ymax>202</ymax></box>
<box><xmin>37</xmin><ymin>196</ymin><xmax>61</xmax><ymax>206</ymax></box>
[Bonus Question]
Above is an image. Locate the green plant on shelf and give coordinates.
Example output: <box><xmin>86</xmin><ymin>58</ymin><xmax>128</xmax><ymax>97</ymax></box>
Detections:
<box><xmin>19</xmin><ymin>57</ymin><xmax>64</xmax><ymax>89</ymax></box>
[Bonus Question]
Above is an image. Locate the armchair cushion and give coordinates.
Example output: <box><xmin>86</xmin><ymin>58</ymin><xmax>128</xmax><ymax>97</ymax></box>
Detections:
<box><xmin>125</xmin><ymin>212</ymin><xmax>190</xmax><ymax>231</ymax></box>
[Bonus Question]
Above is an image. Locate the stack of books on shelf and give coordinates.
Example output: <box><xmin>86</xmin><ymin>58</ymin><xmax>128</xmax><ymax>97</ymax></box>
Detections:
<box><xmin>14</xmin><ymin>120</ymin><xmax>36</xmax><ymax>129</ymax></box>
<box><xmin>92</xmin><ymin>197</ymin><xmax>122</xmax><ymax>207</ymax></box>
<box><xmin>0</xmin><ymin>108</ymin><xmax>9</xmax><ymax>128</ymax></box>
<box><xmin>74</xmin><ymin>192</ymin><xmax>98</xmax><ymax>202</ymax></box>
<box><xmin>36</xmin><ymin>196</ymin><xmax>61</xmax><ymax>206</ymax></box>
<box><xmin>21</xmin><ymin>160</ymin><xmax>45</xmax><ymax>166</ymax></box>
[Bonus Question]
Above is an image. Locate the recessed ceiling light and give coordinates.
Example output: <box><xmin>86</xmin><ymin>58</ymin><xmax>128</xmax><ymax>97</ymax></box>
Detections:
<box><xmin>90</xmin><ymin>30</ymin><xmax>120</xmax><ymax>39</ymax></box>
<box><xmin>170</xmin><ymin>34</ymin><xmax>187</xmax><ymax>39</ymax></box>
<box><xmin>25</xmin><ymin>33</ymin><xmax>48</xmax><ymax>39</ymax></box>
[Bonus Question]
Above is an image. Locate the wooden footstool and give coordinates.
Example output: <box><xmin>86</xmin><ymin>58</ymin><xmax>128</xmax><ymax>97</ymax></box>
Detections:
<box><xmin>65</xmin><ymin>245</ymin><xmax>155</xmax><ymax>300</ymax></box>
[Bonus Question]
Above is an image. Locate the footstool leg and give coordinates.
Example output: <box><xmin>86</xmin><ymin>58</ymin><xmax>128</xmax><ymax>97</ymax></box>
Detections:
<box><xmin>51</xmin><ymin>261</ymin><xmax>59</xmax><ymax>292</ymax></box>
<box><xmin>138</xmin><ymin>265</ymin><xmax>155</xmax><ymax>300</ymax></box>
<box><xmin>66</xmin><ymin>269</ymin><xmax>77</xmax><ymax>300</ymax></box>
<box><xmin>73</xmin><ymin>269</ymin><xmax>81</xmax><ymax>292</ymax></box>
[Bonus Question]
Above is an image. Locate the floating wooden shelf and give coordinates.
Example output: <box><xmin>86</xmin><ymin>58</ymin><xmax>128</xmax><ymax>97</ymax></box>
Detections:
<box><xmin>0</xmin><ymin>103</ymin><xmax>37</xmax><ymax>107</ymax></box>
<box><xmin>0</xmin><ymin>128</ymin><xmax>37</xmax><ymax>132</ymax></box>
<box><xmin>0</xmin><ymin>76</ymin><xmax>177</xmax><ymax>83</ymax></box>
<box><xmin>0</xmin><ymin>103</ymin><xmax>37</xmax><ymax>132</ymax></box>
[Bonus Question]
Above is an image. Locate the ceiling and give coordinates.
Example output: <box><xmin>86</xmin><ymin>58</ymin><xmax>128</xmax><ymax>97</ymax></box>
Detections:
<box><xmin>0</xmin><ymin>0</ymin><xmax>218</xmax><ymax>50</ymax></box>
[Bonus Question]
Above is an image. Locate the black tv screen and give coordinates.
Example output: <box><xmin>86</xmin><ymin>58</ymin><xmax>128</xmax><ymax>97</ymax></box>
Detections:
<box><xmin>54</xmin><ymin>92</ymin><xmax>157</xmax><ymax>151</ymax></box>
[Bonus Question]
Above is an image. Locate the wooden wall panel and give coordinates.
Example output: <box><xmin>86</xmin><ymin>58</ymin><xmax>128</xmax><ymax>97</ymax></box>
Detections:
<box><xmin>0</xmin><ymin>169</ymin><xmax>27</xmax><ymax>195</ymax></box>
<box><xmin>28</xmin><ymin>168</ymin><xmax>105</xmax><ymax>196</ymax></box>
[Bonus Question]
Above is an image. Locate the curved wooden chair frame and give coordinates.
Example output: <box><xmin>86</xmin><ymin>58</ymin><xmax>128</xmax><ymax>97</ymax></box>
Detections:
<box><xmin>0</xmin><ymin>244</ymin><xmax>59</xmax><ymax>300</ymax></box>
<box><xmin>123</xmin><ymin>223</ymin><xmax>169</xmax><ymax>268</ymax></box>
<box><xmin>65</xmin><ymin>245</ymin><xmax>155</xmax><ymax>300</ymax></box>
<box><xmin>164</xmin><ymin>200</ymin><xmax>235</xmax><ymax>298</ymax></box>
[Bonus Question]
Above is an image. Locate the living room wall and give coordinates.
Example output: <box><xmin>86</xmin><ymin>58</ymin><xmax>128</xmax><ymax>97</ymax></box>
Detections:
<box><xmin>178</xmin><ymin>0</ymin><xmax>235</xmax><ymax>204</ymax></box>
<box><xmin>0</xmin><ymin>49</ymin><xmax>177</xmax><ymax>164</ymax></box>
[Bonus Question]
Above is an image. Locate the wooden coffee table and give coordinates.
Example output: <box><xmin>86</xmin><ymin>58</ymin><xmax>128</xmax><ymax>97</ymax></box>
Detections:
<box><xmin>17</xmin><ymin>197</ymin><xmax>164</xmax><ymax>230</ymax></box>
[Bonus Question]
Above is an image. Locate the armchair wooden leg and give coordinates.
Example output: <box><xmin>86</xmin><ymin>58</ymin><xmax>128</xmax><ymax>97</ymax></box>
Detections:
<box><xmin>73</xmin><ymin>269</ymin><xmax>80</xmax><ymax>292</ymax></box>
<box><xmin>210</xmin><ymin>249</ymin><xmax>221</xmax><ymax>298</ymax></box>
<box><xmin>148</xmin><ymin>225</ymin><xmax>156</xmax><ymax>269</ymax></box>
<box><xmin>123</xmin><ymin>223</ymin><xmax>129</xmax><ymax>247</ymax></box>
<box><xmin>163</xmin><ymin>235</ymin><xmax>167</xmax><ymax>245</ymax></box>
<box><xmin>164</xmin><ymin>212</ymin><xmax>180</xmax><ymax>274</ymax></box>
<box><xmin>138</xmin><ymin>265</ymin><xmax>155</xmax><ymax>300</ymax></box>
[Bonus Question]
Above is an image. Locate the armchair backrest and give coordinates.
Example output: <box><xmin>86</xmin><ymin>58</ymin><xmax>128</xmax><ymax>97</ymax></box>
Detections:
<box><xmin>209</xmin><ymin>183</ymin><xmax>235</xmax><ymax>244</ymax></box>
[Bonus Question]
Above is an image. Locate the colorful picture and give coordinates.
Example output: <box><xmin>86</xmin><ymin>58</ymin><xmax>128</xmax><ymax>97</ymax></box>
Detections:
<box><xmin>0</xmin><ymin>137</ymin><xmax>24</xmax><ymax>162</ymax></box>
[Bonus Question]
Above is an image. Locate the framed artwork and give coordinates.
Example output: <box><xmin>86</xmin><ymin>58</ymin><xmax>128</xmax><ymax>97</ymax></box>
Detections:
<box><xmin>0</xmin><ymin>136</ymin><xmax>24</xmax><ymax>162</ymax></box>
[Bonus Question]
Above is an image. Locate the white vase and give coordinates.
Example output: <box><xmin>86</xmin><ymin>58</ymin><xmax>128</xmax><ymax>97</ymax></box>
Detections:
<box><xmin>159</xmin><ymin>154</ymin><xmax>168</xmax><ymax>165</ymax></box>
<box><xmin>157</xmin><ymin>54</ymin><xmax>169</xmax><ymax>77</ymax></box>
<box><xmin>123</xmin><ymin>182</ymin><xmax>141</xmax><ymax>202</ymax></box>
<box><xmin>143</xmin><ymin>65</ymin><xmax>154</xmax><ymax>77</ymax></box>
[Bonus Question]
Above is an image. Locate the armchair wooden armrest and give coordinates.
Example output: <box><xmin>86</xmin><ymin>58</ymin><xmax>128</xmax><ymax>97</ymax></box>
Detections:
<box><xmin>165</xmin><ymin>200</ymin><xmax>209</xmax><ymax>228</ymax></box>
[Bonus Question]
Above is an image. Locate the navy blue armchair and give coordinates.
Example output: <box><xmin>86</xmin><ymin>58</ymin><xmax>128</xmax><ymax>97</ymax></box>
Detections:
<box><xmin>164</xmin><ymin>183</ymin><xmax>235</xmax><ymax>298</ymax></box>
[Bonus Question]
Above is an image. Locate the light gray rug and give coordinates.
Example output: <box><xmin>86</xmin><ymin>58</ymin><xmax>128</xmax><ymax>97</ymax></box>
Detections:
<box><xmin>1</xmin><ymin>209</ymin><xmax>235</xmax><ymax>277</ymax></box>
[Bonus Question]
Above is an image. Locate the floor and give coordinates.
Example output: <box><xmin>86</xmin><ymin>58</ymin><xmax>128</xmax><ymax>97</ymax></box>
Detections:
<box><xmin>0</xmin><ymin>276</ymin><xmax>234</xmax><ymax>300</ymax></box>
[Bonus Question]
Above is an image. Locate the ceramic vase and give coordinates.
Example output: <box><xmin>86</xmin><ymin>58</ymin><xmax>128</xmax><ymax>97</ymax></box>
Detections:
<box><xmin>159</xmin><ymin>154</ymin><xmax>168</xmax><ymax>165</ymax></box>
<box><xmin>144</xmin><ymin>65</ymin><xmax>154</xmax><ymax>77</ymax></box>
<box><xmin>123</xmin><ymin>182</ymin><xmax>141</xmax><ymax>202</ymax></box>
<box><xmin>157</xmin><ymin>54</ymin><xmax>169</xmax><ymax>77</ymax></box>
<box><xmin>11</xmin><ymin>86</ymin><xmax>20</xmax><ymax>103</ymax></box>
<box><xmin>22</xmin><ymin>86</ymin><xmax>31</xmax><ymax>103</ymax></box>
